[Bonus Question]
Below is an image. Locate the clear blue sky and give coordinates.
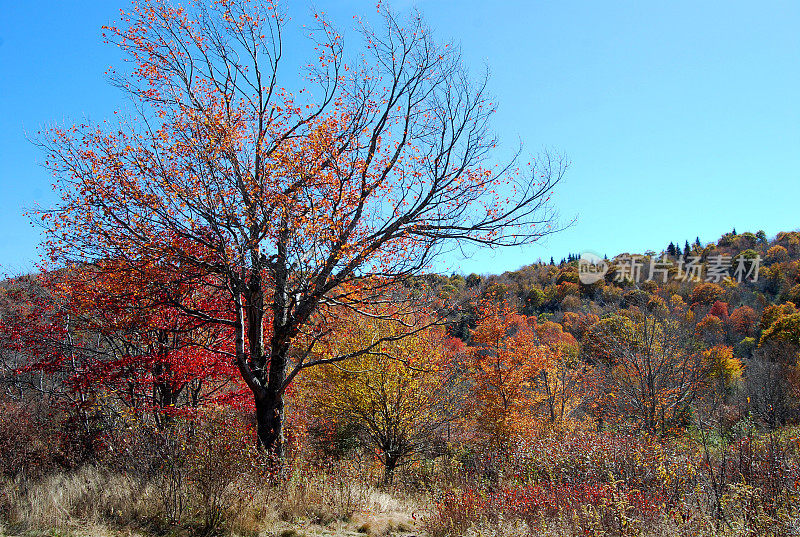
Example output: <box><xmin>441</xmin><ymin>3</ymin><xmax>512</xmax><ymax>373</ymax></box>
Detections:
<box><xmin>1</xmin><ymin>0</ymin><xmax>798</xmax><ymax>276</ymax></box>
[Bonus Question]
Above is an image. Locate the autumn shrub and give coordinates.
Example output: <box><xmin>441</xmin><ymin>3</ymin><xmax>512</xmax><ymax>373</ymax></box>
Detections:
<box><xmin>422</xmin><ymin>430</ymin><xmax>711</xmax><ymax>536</ymax></box>
<box><xmin>420</xmin><ymin>424</ymin><xmax>800</xmax><ymax>537</ymax></box>
<box><xmin>0</xmin><ymin>398</ymin><xmax>61</xmax><ymax>478</ymax></box>
<box><xmin>0</xmin><ymin>397</ymin><xmax>98</xmax><ymax>479</ymax></box>
<box><xmin>424</xmin><ymin>477</ymin><xmax>658</xmax><ymax>537</ymax></box>
<box><xmin>423</xmin><ymin>486</ymin><xmax>486</xmax><ymax>537</ymax></box>
<box><xmin>696</xmin><ymin>427</ymin><xmax>800</xmax><ymax>535</ymax></box>
<box><xmin>500</xmin><ymin>479</ymin><xmax>661</xmax><ymax>526</ymax></box>
<box><xmin>506</xmin><ymin>430</ymin><xmax>698</xmax><ymax>513</ymax></box>
<box><xmin>183</xmin><ymin>409</ymin><xmax>265</xmax><ymax>534</ymax></box>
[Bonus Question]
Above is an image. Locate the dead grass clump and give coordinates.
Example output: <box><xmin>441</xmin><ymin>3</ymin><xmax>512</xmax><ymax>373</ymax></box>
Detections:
<box><xmin>1</xmin><ymin>465</ymin><xmax>160</xmax><ymax>531</ymax></box>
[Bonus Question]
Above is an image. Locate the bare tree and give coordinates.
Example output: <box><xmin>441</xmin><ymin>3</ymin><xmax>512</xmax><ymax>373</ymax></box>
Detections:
<box><xmin>746</xmin><ymin>343</ymin><xmax>800</xmax><ymax>428</ymax></box>
<box><xmin>583</xmin><ymin>304</ymin><xmax>709</xmax><ymax>433</ymax></box>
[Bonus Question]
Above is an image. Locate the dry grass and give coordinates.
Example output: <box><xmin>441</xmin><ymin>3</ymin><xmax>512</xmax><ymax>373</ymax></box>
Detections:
<box><xmin>349</xmin><ymin>490</ymin><xmax>417</xmax><ymax>537</ymax></box>
<box><xmin>1</xmin><ymin>466</ymin><xmax>161</xmax><ymax>532</ymax></box>
<box><xmin>0</xmin><ymin>463</ymin><xmax>422</xmax><ymax>537</ymax></box>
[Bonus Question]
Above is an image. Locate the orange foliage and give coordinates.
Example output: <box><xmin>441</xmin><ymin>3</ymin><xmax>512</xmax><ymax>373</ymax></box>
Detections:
<box><xmin>696</xmin><ymin>314</ymin><xmax>725</xmax><ymax>346</ymax></box>
<box><xmin>561</xmin><ymin>311</ymin><xmax>599</xmax><ymax>340</ymax></box>
<box><xmin>469</xmin><ymin>302</ymin><xmax>550</xmax><ymax>447</ymax></box>
<box><xmin>690</xmin><ymin>283</ymin><xmax>726</xmax><ymax>306</ymax></box>
<box><xmin>729</xmin><ymin>305</ymin><xmax>758</xmax><ymax>336</ymax></box>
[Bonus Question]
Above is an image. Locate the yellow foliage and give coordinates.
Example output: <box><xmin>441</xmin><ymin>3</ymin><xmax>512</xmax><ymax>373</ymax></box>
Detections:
<box><xmin>703</xmin><ymin>345</ymin><xmax>743</xmax><ymax>385</ymax></box>
<box><xmin>303</xmin><ymin>315</ymin><xmax>456</xmax><ymax>482</ymax></box>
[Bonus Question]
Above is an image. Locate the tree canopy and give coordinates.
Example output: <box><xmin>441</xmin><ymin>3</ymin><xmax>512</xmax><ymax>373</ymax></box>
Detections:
<box><xmin>36</xmin><ymin>0</ymin><xmax>564</xmax><ymax>456</ymax></box>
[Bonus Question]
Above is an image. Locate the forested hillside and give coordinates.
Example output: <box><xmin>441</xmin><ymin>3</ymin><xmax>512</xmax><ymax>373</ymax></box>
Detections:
<box><xmin>4</xmin><ymin>228</ymin><xmax>800</xmax><ymax>536</ymax></box>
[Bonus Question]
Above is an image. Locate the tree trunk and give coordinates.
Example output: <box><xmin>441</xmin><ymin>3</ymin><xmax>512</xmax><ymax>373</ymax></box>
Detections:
<box><xmin>255</xmin><ymin>392</ymin><xmax>284</xmax><ymax>459</ymax></box>
<box><xmin>384</xmin><ymin>453</ymin><xmax>399</xmax><ymax>485</ymax></box>
<box><xmin>239</xmin><ymin>256</ymin><xmax>291</xmax><ymax>460</ymax></box>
